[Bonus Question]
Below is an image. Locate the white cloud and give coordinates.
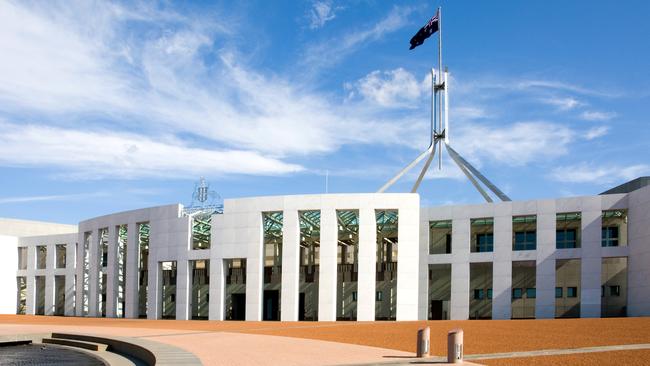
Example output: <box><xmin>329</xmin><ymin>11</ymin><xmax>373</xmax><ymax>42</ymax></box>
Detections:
<box><xmin>346</xmin><ymin>68</ymin><xmax>423</xmax><ymax>108</ymax></box>
<box><xmin>0</xmin><ymin>122</ymin><xmax>303</xmax><ymax>179</ymax></box>
<box><xmin>452</xmin><ymin>121</ymin><xmax>574</xmax><ymax>166</ymax></box>
<box><xmin>580</xmin><ymin>111</ymin><xmax>617</xmax><ymax>121</ymax></box>
<box><xmin>301</xmin><ymin>6</ymin><xmax>413</xmax><ymax>75</ymax></box>
<box><xmin>549</xmin><ymin>163</ymin><xmax>650</xmax><ymax>184</ymax></box>
<box><xmin>0</xmin><ymin>192</ymin><xmax>108</xmax><ymax>204</ymax></box>
<box><xmin>541</xmin><ymin>97</ymin><xmax>582</xmax><ymax>111</ymax></box>
<box><xmin>309</xmin><ymin>1</ymin><xmax>338</xmax><ymax>29</ymax></box>
<box><xmin>584</xmin><ymin>126</ymin><xmax>609</xmax><ymax>140</ymax></box>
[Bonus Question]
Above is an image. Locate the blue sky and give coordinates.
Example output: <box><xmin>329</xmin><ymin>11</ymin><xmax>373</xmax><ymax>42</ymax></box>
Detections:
<box><xmin>0</xmin><ymin>0</ymin><xmax>649</xmax><ymax>224</ymax></box>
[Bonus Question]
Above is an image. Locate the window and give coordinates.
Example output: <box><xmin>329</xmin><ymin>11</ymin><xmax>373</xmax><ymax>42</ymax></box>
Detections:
<box><xmin>17</xmin><ymin>247</ymin><xmax>27</xmax><ymax>270</ymax></box>
<box><xmin>602</xmin><ymin>210</ymin><xmax>627</xmax><ymax>247</ymax></box>
<box><xmin>610</xmin><ymin>285</ymin><xmax>621</xmax><ymax>297</ymax></box>
<box><xmin>487</xmin><ymin>288</ymin><xmax>493</xmax><ymax>300</ymax></box>
<box><xmin>556</xmin><ymin>212</ymin><xmax>581</xmax><ymax>249</ymax></box>
<box><xmin>555</xmin><ymin>287</ymin><xmax>563</xmax><ymax>298</ymax></box>
<box><xmin>474</xmin><ymin>289</ymin><xmax>484</xmax><ymax>300</ymax></box>
<box><xmin>526</xmin><ymin>288</ymin><xmax>536</xmax><ymax>299</ymax></box>
<box><xmin>55</xmin><ymin>244</ymin><xmax>66</xmax><ymax>269</ymax></box>
<box><xmin>513</xmin><ymin>216</ymin><xmax>536</xmax><ymax>251</ymax></box>
<box><xmin>376</xmin><ymin>291</ymin><xmax>383</xmax><ymax>301</ymax></box>
<box><xmin>556</xmin><ymin>229</ymin><xmax>577</xmax><ymax>249</ymax></box>
<box><xmin>567</xmin><ymin>287</ymin><xmax>578</xmax><ymax>298</ymax></box>
<box><xmin>430</xmin><ymin>220</ymin><xmax>452</xmax><ymax>254</ymax></box>
<box><xmin>601</xmin><ymin>285</ymin><xmax>605</xmax><ymax>297</ymax></box>
<box><xmin>512</xmin><ymin>288</ymin><xmax>523</xmax><ymax>299</ymax></box>
<box><xmin>514</xmin><ymin>231</ymin><xmax>536</xmax><ymax>251</ymax></box>
<box><xmin>36</xmin><ymin>246</ymin><xmax>47</xmax><ymax>269</ymax></box>
<box><xmin>476</xmin><ymin>233</ymin><xmax>494</xmax><ymax>253</ymax></box>
<box><xmin>352</xmin><ymin>291</ymin><xmax>357</xmax><ymax>301</ymax></box>
<box><xmin>602</xmin><ymin>227</ymin><xmax>619</xmax><ymax>247</ymax></box>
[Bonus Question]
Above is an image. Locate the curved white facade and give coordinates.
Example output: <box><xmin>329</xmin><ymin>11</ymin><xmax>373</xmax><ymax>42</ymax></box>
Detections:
<box><xmin>2</xmin><ymin>181</ymin><xmax>650</xmax><ymax>321</ymax></box>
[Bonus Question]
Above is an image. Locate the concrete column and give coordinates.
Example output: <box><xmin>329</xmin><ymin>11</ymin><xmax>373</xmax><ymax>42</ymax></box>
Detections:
<box><xmin>105</xmin><ymin>225</ymin><xmax>118</xmax><ymax>317</ymax></box>
<box><xmin>26</xmin><ymin>275</ymin><xmax>35</xmax><ymax>315</ymax></box>
<box><xmin>64</xmin><ymin>272</ymin><xmax>76</xmax><ymax>316</ymax></box>
<box><xmin>450</xmin><ymin>218</ymin><xmax>470</xmax><ymax>320</ymax></box>
<box><xmin>147</xmin><ymin>259</ymin><xmax>159</xmax><ymax>319</ymax></box>
<box><xmin>246</xmin><ymin>214</ymin><xmax>263</xmax><ymax>321</ymax></box>
<box><xmin>124</xmin><ymin>222</ymin><xmax>139</xmax><ymax>318</ymax></box>
<box><xmin>396</xmin><ymin>206</ymin><xmax>420</xmax><ymax>320</ymax></box>
<box><xmin>65</xmin><ymin>241</ymin><xmax>76</xmax><ymax>316</ymax></box>
<box><xmin>492</xmin><ymin>214</ymin><xmax>512</xmax><ymax>319</ymax></box>
<box><xmin>209</xmin><ymin>258</ymin><xmax>225</xmax><ymax>320</ymax></box>
<box><xmin>417</xmin><ymin>212</ymin><xmax>430</xmax><ymax>320</ymax></box>
<box><xmin>536</xmin><ymin>204</ymin><xmax>556</xmax><ymax>319</ymax></box>
<box><xmin>627</xmin><ymin>185</ymin><xmax>650</xmax><ymax>316</ymax></box>
<box><xmin>318</xmin><ymin>208</ymin><xmax>337</xmax><ymax>321</ymax></box>
<box><xmin>176</xmin><ymin>260</ymin><xmax>190</xmax><ymax>320</ymax></box>
<box><xmin>44</xmin><ymin>275</ymin><xmax>55</xmax><ymax>316</ymax></box>
<box><xmin>44</xmin><ymin>245</ymin><xmax>55</xmax><ymax>316</ymax></box>
<box><xmin>581</xmin><ymin>199</ymin><xmax>603</xmax><ymax>317</ymax></box>
<box><xmin>88</xmin><ymin>229</ymin><xmax>99</xmax><ymax>317</ymax></box>
<box><xmin>281</xmin><ymin>210</ymin><xmax>300</xmax><ymax>321</ymax></box>
<box><xmin>357</xmin><ymin>207</ymin><xmax>377</xmax><ymax>321</ymax></box>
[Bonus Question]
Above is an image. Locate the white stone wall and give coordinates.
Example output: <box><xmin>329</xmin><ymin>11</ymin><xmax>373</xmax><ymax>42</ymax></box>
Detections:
<box><xmin>212</xmin><ymin>193</ymin><xmax>421</xmax><ymax>321</ymax></box>
<box><xmin>628</xmin><ymin>184</ymin><xmax>650</xmax><ymax>316</ymax></box>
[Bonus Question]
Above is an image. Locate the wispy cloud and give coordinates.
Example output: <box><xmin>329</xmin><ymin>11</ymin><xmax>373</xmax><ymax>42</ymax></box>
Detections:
<box><xmin>308</xmin><ymin>1</ymin><xmax>340</xmax><ymax>29</ymax></box>
<box><xmin>300</xmin><ymin>6</ymin><xmax>413</xmax><ymax>75</ymax></box>
<box><xmin>0</xmin><ymin>122</ymin><xmax>303</xmax><ymax>179</ymax></box>
<box><xmin>549</xmin><ymin>163</ymin><xmax>650</xmax><ymax>184</ymax></box>
<box><xmin>583</xmin><ymin>126</ymin><xmax>609</xmax><ymax>140</ymax></box>
<box><xmin>0</xmin><ymin>192</ymin><xmax>107</xmax><ymax>204</ymax></box>
<box><xmin>580</xmin><ymin>110</ymin><xmax>617</xmax><ymax>121</ymax></box>
<box><xmin>541</xmin><ymin>96</ymin><xmax>583</xmax><ymax>111</ymax></box>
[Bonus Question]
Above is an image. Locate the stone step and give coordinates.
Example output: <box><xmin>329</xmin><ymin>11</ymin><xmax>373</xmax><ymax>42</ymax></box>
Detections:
<box><xmin>42</xmin><ymin>338</ymin><xmax>108</xmax><ymax>352</ymax></box>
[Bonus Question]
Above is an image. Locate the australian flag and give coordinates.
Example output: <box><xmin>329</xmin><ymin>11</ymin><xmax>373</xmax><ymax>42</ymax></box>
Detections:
<box><xmin>409</xmin><ymin>11</ymin><xmax>439</xmax><ymax>50</ymax></box>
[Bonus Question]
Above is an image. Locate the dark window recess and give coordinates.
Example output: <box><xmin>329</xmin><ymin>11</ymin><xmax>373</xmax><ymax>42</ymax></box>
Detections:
<box><xmin>555</xmin><ymin>287</ymin><xmax>563</xmax><ymax>298</ymax></box>
<box><xmin>352</xmin><ymin>291</ymin><xmax>357</xmax><ymax>301</ymax></box>
<box><xmin>526</xmin><ymin>288</ymin><xmax>536</xmax><ymax>299</ymax></box>
<box><xmin>487</xmin><ymin>288</ymin><xmax>493</xmax><ymax>299</ymax></box>
<box><xmin>610</xmin><ymin>285</ymin><xmax>621</xmax><ymax>297</ymax></box>
<box><xmin>556</xmin><ymin>229</ymin><xmax>577</xmax><ymax>249</ymax></box>
<box><xmin>512</xmin><ymin>288</ymin><xmax>523</xmax><ymax>299</ymax></box>
<box><xmin>474</xmin><ymin>289</ymin><xmax>484</xmax><ymax>300</ymax></box>
<box><xmin>567</xmin><ymin>287</ymin><xmax>578</xmax><ymax>298</ymax></box>
<box><xmin>476</xmin><ymin>233</ymin><xmax>494</xmax><ymax>252</ymax></box>
<box><xmin>376</xmin><ymin>291</ymin><xmax>383</xmax><ymax>301</ymax></box>
<box><xmin>514</xmin><ymin>231</ymin><xmax>536</xmax><ymax>251</ymax></box>
<box><xmin>602</xmin><ymin>227</ymin><xmax>619</xmax><ymax>247</ymax></box>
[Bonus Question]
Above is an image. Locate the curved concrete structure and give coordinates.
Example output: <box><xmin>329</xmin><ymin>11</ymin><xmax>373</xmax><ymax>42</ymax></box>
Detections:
<box><xmin>2</xmin><ymin>178</ymin><xmax>650</xmax><ymax>321</ymax></box>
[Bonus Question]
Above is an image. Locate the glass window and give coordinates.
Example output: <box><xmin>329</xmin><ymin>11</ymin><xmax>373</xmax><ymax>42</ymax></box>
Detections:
<box><xmin>376</xmin><ymin>291</ymin><xmax>383</xmax><ymax>301</ymax></box>
<box><xmin>55</xmin><ymin>244</ymin><xmax>66</xmax><ymax>269</ymax></box>
<box><xmin>513</xmin><ymin>216</ymin><xmax>536</xmax><ymax>251</ymax></box>
<box><xmin>555</xmin><ymin>287</ymin><xmax>563</xmax><ymax>298</ymax></box>
<box><xmin>471</xmin><ymin>218</ymin><xmax>494</xmax><ymax>253</ymax></box>
<box><xmin>526</xmin><ymin>288</ymin><xmax>536</xmax><ymax>299</ymax></box>
<box><xmin>602</xmin><ymin>227</ymin><xmax>619</xmax><ymax>247</ymax></box>
<box><xmin>567</xmin><ymin>287</ymin><xmax>578</xmax><ymax>298</ymax></box>
<box><xmin>556</xmin><ymin>213</ymin><xmax>581</xmax><ymax>249</ymax></box>
<box><xmin>487</xmin><ymin>288</ymin><xmax>493</xmax><ymax>300</ymax></box>
<box><xmin>430</xmin><ymin>220</ymin><xmax>452</xmax><ymax>254</ymax></box>
<box><xmin>601</xmin><ymin>210</ymin><xmax>628</xmax><ymax>247</ymax></box>
<box><xmin>352</xmin><ymin>291</ymin><xmax>357</xmax><ymax>301</ymax></box>
<box><xmin>36</xmin><ymin>246</ymin><xmax>47</xmax><ymax>269</ymax></box>
<box><xmin>17</xmin><ymin>247</ymin><xmax>27</xmax><ymax>270</ymax></box>
<box><xmin>192</xmin><ymin>212</ymin><xmax>212</xmax><ymax>250</ymax></box>
<box><xmin>610</xmin><ymin>285</ymin><xmax>621</xmax><ymax>297</ymax></box>
<box><xmin>474</xmin><ymin>289</ymin><xmax>484</xmax><ymax>300</ymax></box>
<box><xmin>512</xmin><ymin>288</ymin><xmax>523</xmax><ymax>299</ymax></box>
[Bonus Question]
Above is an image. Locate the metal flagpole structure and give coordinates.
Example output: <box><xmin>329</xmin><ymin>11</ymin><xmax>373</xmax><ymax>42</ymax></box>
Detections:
<box><xmin>377</xmin><ymin>5</ymin><xmax>511</xmax><ymax>203</ymax></box>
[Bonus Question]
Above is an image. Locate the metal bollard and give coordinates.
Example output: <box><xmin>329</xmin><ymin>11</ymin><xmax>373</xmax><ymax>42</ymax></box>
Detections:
<box><xmin>416</xmin><ymin>326</ymin><xmax>430</xmax><ymax>358</ymax></box>
<box><xmin>447</xmin><ymin>328</ymin><xmax>463</xmax><ymax>363</ymax></box>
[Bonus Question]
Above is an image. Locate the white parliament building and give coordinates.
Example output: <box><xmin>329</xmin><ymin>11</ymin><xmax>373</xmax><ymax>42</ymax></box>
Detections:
<box><xmin>1</xmin><ymin>177</ymin><xmax>649</xmax><ymax>322</ymax></box>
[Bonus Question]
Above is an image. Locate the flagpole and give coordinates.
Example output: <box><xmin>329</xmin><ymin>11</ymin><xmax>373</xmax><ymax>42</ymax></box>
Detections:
<box><xmin>437</xmin><ymin>6</ymin><xmax>443</xmax><ymax>169</ymax></box>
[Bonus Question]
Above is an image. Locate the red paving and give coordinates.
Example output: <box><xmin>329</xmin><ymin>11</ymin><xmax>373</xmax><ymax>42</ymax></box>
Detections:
<box><xmin>2</xmin><ymin>315</ymin><xmax>650</xmax><ymax>364</ymax></box>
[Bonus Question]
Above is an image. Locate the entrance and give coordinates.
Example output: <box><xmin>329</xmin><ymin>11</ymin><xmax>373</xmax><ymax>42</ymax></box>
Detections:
<box><xmin>231</xmin><ymin>293</ymin><xmax>246</xmax><ymax>320</ymax></box>
<box><xmin>299</xmin><ymin>292</ymin><xmax>306</xmax><ymax>321</ymax></box>
<box><xmin>263</xmin><ymin>290</ymin><xmax>280</xmax><ymax>320</ymax></box>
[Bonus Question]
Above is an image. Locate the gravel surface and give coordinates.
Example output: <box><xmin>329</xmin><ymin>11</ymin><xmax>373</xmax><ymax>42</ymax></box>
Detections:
<box><xmin>481</xmin><ymin>349</ymin><xmax>650</xmax><ymax>366</ymax></box>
